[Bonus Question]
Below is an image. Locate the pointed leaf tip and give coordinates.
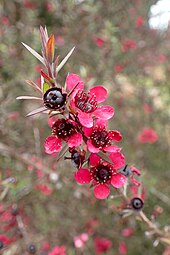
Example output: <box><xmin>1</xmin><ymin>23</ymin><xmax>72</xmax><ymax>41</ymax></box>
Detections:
<box><xmin>21</xmin><ymin>42</ymin><xmax>45</xmax><ymax>65</ymax></box>
<box><xmin>56</xmin><ymin>46</ymin><xmax>75</xmax><ymax>73</ymax></box>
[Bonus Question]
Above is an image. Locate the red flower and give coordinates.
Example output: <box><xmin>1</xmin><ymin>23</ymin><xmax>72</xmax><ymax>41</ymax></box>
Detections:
<box><xmin>122</xmin><ymin>228</ymin><xmax>134</xmax><ymax>237</ymax></box>
<box><xmin>0</xmin><ymin>235</ymin><xmax>14</xmax><ymax>246</ymax></box>
<box><xmin>23</xmin><ymin>0</ymin><xmax>37</xmax><ymax>9</ymax></box>
<box><xmin>66</xmin><ymin>74</ymin><xmax>114</xmax><ymax>127</ymax></box>
<box><xmin>94</xmin><ymin>237</ymin><xmax>112</xmax><ymax>254</ymax></box>
<box><xmin>48</xmin><ymin>245</ymin><xmax>66</xmax><ymax>255</ymax></box>
<box><xmin>135</xmin><ymin>16</ymin><xmax>144</xmax><ymax>28</ymax></box>
<box><xmin>114</xmin><ymin>64</ymin><xmax>123</xmax><ymax>73</ymax></box>
<box><xmin>75</xmin><ymin>153</ymin><xmax>126</xmax><ymax>199</ymax></box>
<box><xmin>84</xmin><ymin>118</ymin><xmax>122</xmax><ymax>153</ymax></box>
<box><xmin>44</xmin><ymin>118</ymin><xmax>83</xmax><ymax>154</ymax></box>
<box><xmin>138</xmin><ymin>128</ymin><xmax>158</xmax><ymax>144</ymax></box>
<box><xmin>119</xmin><ymin>241</ymin><xmax>127</xmax><ymax>255</ymax></box>
<box><xmin>93</xmin><ymin>36</ymin><xmax>105</xmax><ymax>47</ymax></box>
<box><xmin>1</xmin><ymin>15</ymin><xmax>9</xmax><ymax>25</ymax></box>
<box><xmin>122</xmin><ymin>39</ymin><xmax>137</xmax><ymax>52</ymax></box>
<box><xmin>158</xmin><ymin>54</ymin><xmax>167</xmax><ymax>63</ymax></box>
<box><xmin>35</xmin><ymin>183</ymin><xmax>53</xmax><ymax>195</ymax></box>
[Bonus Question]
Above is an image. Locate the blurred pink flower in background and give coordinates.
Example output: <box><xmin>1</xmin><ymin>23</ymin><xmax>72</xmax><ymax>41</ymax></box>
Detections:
<box><xmin>121</xmin><ymin>228</ymin><xmax>134</xmax><ymax>237</ymax></box>
<box><xmin>23</xmin><ymin>0</ymin><xmax>37</xmax><ymax>9</ymax></box>
<box><xmin>122</xmin><ymin>39</ymin><xmax>137</xmax><ymax>52</ymax></box>
<box><xmin>119</xmin><ymin>241</ymin><xmax>127</xmax><ymax>255</ymax></box>
<box><xmin>114</xmin><ymin>64</ymin><xmax>123</xmax><ymax>73</ymax></box>
<box><xmin>1</xmin><ymin>15</ymin><xmax>9</xmax><ymax>25</ymax></box>
<box><xmin>74</xmin><ymin>233</ymin><xmax>89</xmax><ymax>248</ymax></box>
<box><xmin>93</xmin><ymin>36</ymin><xmax>105</xmax><ymax>47</ymax></box>
<box><xmin>138</xmin><ymin>128</ymin><xmax>158</xmax><ymax>144</ymax></box>
<box><xmin>135</xmin><ymin>16</ymin><xmax>144</xmax><ymax>28</ymax></box>
<box><xmin>48</xmin><ymin>245</ymin><xmax>66</xmax><ymax>255</ymax></box>
<box><xmin>94</xmin><ymin>237</ymin><xmax>112</xmax><ymax>254</ymax></box>
<box><xmin>35</xmin><ymin>183</ymin><xmax>53</xmax><ymax>195</ymax></box>
<box><xmin>158</xmin><ymin>54</ymin><xmax>167</xmax><ymax>63</ymax></box>
<box><xmin>55</xmin><ymin>36</ymin><xmax>65</xmax><ymax>46</ymax></box>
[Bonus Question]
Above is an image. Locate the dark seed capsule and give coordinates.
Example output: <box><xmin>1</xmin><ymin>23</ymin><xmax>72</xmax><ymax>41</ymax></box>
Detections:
<box><xmin>131</xmin><ymin>197</ymin><xmax>144</xmax><ymax>211</ymax></box>
<box><xmin>27</xmin><ymin>244</ymin><xmax>37</xmax><ymax>254</ymax></box>
<box><xmin>119</xmin><ymin>164</ymin><xmax>132</xmax><ymax>177</ymax></box>
<box><xmin>0</xmin><ymin>241</ymin><xmax>4</xmax><ymax>249</ymax></box>
<box><xmin>43</xmin><ymin>87</ymin><xmax>67</xmax><ymax>110</ymax></box>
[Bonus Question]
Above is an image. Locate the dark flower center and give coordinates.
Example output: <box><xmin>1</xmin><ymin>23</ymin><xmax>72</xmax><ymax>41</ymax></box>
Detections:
<box><xmin>91</xmin><ymin>128</ymin><xmax>110</xmax><ymax>148</ymax></box>
<box><xmin>52</xmin><ymin>119</ymin><xmax>75</xmax><ymax>139</ymax></box>
<box><xmin>92</xmin><ymin>164</ymin><xmax>113</xmax><ymax>184</ymax></box>
<box><xmin>75</xmin><ymin>90</ymin><xmax>97</xmax><ymax>113</ymax></box>
<box><xmin>43</xmin><ymin>87</ymin><xmax>67</xmax><ymax>110</ymax></box>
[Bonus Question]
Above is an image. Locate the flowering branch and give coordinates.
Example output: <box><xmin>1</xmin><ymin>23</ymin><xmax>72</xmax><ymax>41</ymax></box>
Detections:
<box><xmin>4</xmin><ymin>25</ymin><xmax>167</xmax><ymax>253</ymax></box>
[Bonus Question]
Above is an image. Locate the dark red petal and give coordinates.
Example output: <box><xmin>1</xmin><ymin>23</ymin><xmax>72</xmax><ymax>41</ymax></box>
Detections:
<box><xmin>74</xmin><ymin>168</ymin><xmax>91</xmax><ymax>184</ymax></box>
<box><xmin>66</xmin><ymin>73</ymin><xmax>84</xmax><ymax>91</ymax></box>
<box><xmin>93</xmin><ymin>106</ymin><xmax>114</xmax><ymax>120</ymax></box>
<box><xmin>89</xmin><ymin>153</ymin><xmax>101</xmax><ymax>166</ymax></box>
<box><xmin>94</xmin><ymin>184</ymin><xmax>110</xmax><ymax>199</ymax></box>
<box><xmin>44</xmin><ymin>136</ymin><xmax>62</xmax><ymax>154</ymax></box>
<box><xmin>108</xmin><ymin>130</ymin><xmax>122</xmax><ymax>142</ymax></box>
<box><xmin>83</xmin><ymin>126</ymin><xmax>93</xmax><ymax>137</ymax></box>
<box><xmin>109</xmin><ymin>152</ymin><xmax>125</xmax><ymax>169</ymax></box>
<box><xmin>68</xmin><ymin>133</ymin><xmax>83</xmax><ymax>147</ymax></box>
<box><xmin>78</xmin><ymin>112</ymin><xmax>93</xmax><ymax>128</ymax></box>
<box><xmin>111</xmin><ymin>173</ymin><xmax>126</xmax><ymax>188</ymax></box>
<box><xmin>87</xmin><ymin>140</ymin><xmax>100</xmax><ymax>153</ymax></box>
<box><xmin>89</xmin><ymin>86</ymin><xmax>107</xmax><ymax>103</ymax></box>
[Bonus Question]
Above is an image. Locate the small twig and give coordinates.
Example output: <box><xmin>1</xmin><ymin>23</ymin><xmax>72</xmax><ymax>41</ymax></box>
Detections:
<box><xmin>116</xmin><ymin>188</ymin><xmax>170</xmax><ymax>245</ymax></box>
<box><xmin>151</xmin><ymin>188</ymin><xmax>170</xmax><ymax>207</ymax></box>
<box><xmin>16</xmin><ymin>214</ymin><xmax>28</xmax><ymax>241</ymax></box>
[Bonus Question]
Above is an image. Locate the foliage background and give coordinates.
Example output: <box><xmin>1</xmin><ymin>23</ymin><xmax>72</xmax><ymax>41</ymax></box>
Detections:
<box><xmin>0</xmin><ymin>0</ymin><xmax>170</xmax><ymax>254</ymax></box>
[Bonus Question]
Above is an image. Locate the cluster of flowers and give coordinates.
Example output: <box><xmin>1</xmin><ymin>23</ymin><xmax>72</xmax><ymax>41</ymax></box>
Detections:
<box><xmin>17</xmin><ymin>27</ymin><xmax>142</xmax><ymax>202</ymax></box>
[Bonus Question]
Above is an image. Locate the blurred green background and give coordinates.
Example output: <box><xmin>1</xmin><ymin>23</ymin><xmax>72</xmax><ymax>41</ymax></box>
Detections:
<box><xmin>0</xmin><ymin>0</ymin><xmax>170</xmax><ymax>254</ymax></box>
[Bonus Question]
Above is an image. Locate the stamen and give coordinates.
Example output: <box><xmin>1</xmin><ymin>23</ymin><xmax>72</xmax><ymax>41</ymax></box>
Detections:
<box><xmin>75</xmin><ymin>90</ymin><xmax>97</xmax><ymax>113</ymax></box>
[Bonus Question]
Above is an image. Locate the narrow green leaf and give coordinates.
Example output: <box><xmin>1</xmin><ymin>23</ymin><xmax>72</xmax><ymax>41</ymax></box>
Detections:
<box><xmin>43</xmin><ymin>83</ymin><xmax>50</xmax><ymax>93</ymax></box>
